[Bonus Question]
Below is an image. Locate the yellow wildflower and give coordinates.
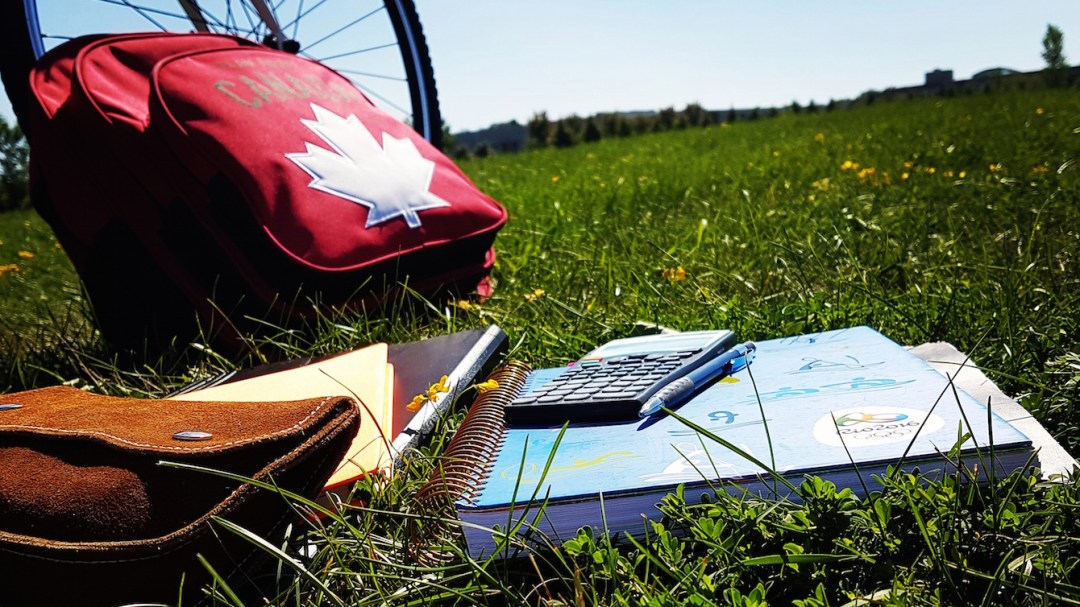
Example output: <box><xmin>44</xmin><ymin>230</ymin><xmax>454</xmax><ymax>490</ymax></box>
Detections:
<box><xmin>811</xmin><ymin>177</ymin><xmax>831</xmax><ymax>191</ymax></box>
<box><xmin>856</xmin><ymin>167</ymin><xmax>876</xmax><ymax>180</ymax></box>
<box><xmin>772</xmin><ymin>150</ymin><xmax>780</xmax><ymax>157</ymax></box>
<box><xmin>943</xmin><ymin>170</ymin><xmax>954</xmax><ymax>178</ymax></box>
<box><xmin>17</xmin><ymin>251</ymin><xmax>34</xmax><ymax>260</ymax></box>
<box><xmin>408</xmin><ymin>375</ymin><xmax>452</xmax><ymax>412</ymax></box>
<box><xmin>455</xmin><ymin>299</ymin><xmax>473</xmax><ymax>311</ymax></box>
<box><xmin>551</xmin><ymin>175</ymin><xmax>561</xmax><ymax>184</ymax></box>
<box><xmin>903</xmin><ymin>161</ymin><xmax>914</xmax><ymax>169</ymax></box>
<box><xmin>662</xmin><ymin>266</ymin><xmax>686</xmax><ymax>283</ymax></box>
<box><xmin>435</xmin><ymin>374</ymin><xmax>450</xmax><ymax>392</ymax></box>
<box><xmin>1032</xmin><ymin>166</ymin><xmax>1049</xmax><ymax>174</ymax></box>
<box><xmin>814</xmin><ymin>132</ymin><xmax>825</xmax><ymax>143</ymax></box>
<box><xmin>425</xmin><ymin>375</ymin><xmax>451</xmax><ymax>401</ymax></box>
<box><xmin>840</xmin><ymin>160</ymin><xmax>854</xmax><ymax>171</ymax></box>
<box><xmin>720</xmin><ymin>122</ymin><xmax>730</xmax><ymax>129</ymax></box>
<box><xmin>525</xmin><ymin>288</ymin><xmax>545</xmax><ymax>302</ymax></box>
<box><xmin>901</xmin><ymin>172</ymin><xmax>910</xmax><ymax>181</ymax></box>
<box><xmin>475</xmin><ymin>379</ymin><xmax>500</xmax><ymax>394</ymax></box>
<box><xmin>406</xmin><ymin>394</ymin><xmax>426</xmax><ymax>412</ymax></box>
<box><xmin>927</xmin><ymin>167</ymin><xmax>936</xmax><ymax>174</ymax></box>
<box><xmin>959</xmin><ymin>171</ymin><xmax>967</xmax><ymax>179</ymax></box>
<box><xmin>989</xmin><ymin>163</ymin><xmax>1002</xmax><ymax>173</ymax></box>
<box><xmin>0</xmin><ymin>264</ymin><xmax>19</xmax><ymax>278</ymax></box>
<box><xmin>1035</xmin><ymin>107</ymin><xmax>1045</xmax><ymax>116</ymax></box>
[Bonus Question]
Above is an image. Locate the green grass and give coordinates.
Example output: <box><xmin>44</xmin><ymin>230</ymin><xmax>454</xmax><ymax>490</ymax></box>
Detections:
<box><xmin>1</xmin><ymin>87</ymin><xmax>1079</xmax><ymax>605</ymax></box>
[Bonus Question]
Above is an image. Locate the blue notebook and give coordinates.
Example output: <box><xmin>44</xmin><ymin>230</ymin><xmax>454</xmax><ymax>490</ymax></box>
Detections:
<box><xmin>429</xmin><ymin>327</ymin><xmax>1035</xmax><ymax>558</ymax></box>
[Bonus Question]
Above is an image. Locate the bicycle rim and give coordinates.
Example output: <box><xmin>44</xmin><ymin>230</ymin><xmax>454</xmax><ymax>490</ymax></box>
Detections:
<box><xmin>4</xmin><ymin>0</ymin><xmax>442</xmax><ymax>147</ymax></box>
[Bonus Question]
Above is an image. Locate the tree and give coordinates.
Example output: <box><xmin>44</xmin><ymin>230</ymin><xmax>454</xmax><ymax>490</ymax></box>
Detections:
<box><xmin>655</xmin><ymin>107</ymin><xmax>677</xmax><ymax>131</ymax></box>
<box><xmin>561</xmin><ymin>115</ymin><xmax>585</xmax><ymax>141</ymax></box>
<box><xmin>440</xmin><ymin>124</ymin><xmax>460</xmax><ymax>158</ymax></box>
<box><xmin>526</xmin><ymin>112</ymin><xmax>551</xmax><ymax>148</ymax></box>
<box><xmin>1042</xmin><ymin>24</ymin><xmax>1068</xmax><ymax>87</ymax></box>
<box><xmin>552</xmin><ymin>121</ymin><xmax>575</xmax><ymax>148</ymax></box>
<box><xmin>681</xmin><ymin>103</ymin><xmax>712</xmax><ymax>127</ymax></box>
<box><xmin>583</xmin><ymin>118</ymin><xmax>602</xmax><ymax>143</ymax></box>
<box><xmin>0</xmin><ymin>116</ymin><xmax>30</xmax><ymax>211</ymax></box>
<box><xmin>726</xmin><ymin>107</ymin><xmax>737</xmax><ymax>123</ymax></box>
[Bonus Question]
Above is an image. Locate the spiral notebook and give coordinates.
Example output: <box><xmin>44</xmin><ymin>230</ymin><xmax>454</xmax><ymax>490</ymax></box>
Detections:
<box><xmin>418</xmin><ymin>326</ymin><xmax>1041</xmax><ymax>559</ymax></box>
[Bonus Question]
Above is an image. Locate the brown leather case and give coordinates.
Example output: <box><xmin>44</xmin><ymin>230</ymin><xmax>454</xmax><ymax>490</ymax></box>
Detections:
<box><xmin>0</xmin><ymin>386</ymin><xmax>360</xmax><ymax>606</ymax></box>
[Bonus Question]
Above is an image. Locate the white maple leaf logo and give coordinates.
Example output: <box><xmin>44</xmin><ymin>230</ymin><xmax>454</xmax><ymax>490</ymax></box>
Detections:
<box><xmin>286</xmin><ymin>104</ymin><xmax>450</xmax><ymax>228</ymax></box>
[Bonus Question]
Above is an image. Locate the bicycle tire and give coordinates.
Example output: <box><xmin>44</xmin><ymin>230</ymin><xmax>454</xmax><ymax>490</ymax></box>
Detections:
<box><xmin>0</xmin><ymin>0</ymin><xmax>442</xmax><ymax>148</ymax></box>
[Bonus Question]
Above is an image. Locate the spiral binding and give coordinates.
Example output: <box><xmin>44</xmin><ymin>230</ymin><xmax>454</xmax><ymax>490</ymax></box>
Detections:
<box><xmin>410</xmin><ymin>360</ymin><xmax>531</xmax><ymax>561</ymax></box>
<box><xmin>415</xmin><ymin>360</ymin><xmax>530</xmax><ymax>506</ymax></box>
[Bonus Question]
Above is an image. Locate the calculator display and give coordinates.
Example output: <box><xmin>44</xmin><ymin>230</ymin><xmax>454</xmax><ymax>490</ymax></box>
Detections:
<box><xmin>504</xmin><ymin>330</ymin><xmax>736</xmax><ymax>424</ymax></box>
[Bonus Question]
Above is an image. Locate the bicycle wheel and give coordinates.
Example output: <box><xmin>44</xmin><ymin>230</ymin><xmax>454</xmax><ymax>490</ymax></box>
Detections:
<box><xmin>0</xmin><ymin>0</ymin><xmax>442</xmax><ymax>148</ymax></box>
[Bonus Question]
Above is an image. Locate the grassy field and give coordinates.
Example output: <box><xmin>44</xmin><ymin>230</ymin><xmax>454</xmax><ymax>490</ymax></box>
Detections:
<box><xmin>1</xmin><ymin>87</ymin><xmax>1078</xmax><ymax>605</ymax></box>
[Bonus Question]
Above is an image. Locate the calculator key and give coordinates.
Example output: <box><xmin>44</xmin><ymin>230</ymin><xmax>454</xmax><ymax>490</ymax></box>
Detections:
<box><xmin>597</xmin><ymin>391</ymin><xmax>639</xmax><ymax>400</ymax></box>
<box><xmin>563</xmin><ymin>393</ymin><xmax>591</xmax><ymax>401</ymax></box>
<box><xmin>537</xmin><ymin>394</ymin><xmax>564</xmax><ymax>403</ymax></box>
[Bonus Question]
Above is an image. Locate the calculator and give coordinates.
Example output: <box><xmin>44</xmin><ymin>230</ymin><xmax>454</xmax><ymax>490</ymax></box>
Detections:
<box><xmin>503</xmin><ymin>330</ymin><xmax>737</xmax><ymax>424</ymax></box>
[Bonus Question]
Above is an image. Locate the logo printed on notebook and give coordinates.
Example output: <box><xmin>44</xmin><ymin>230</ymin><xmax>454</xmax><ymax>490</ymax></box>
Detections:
<box><xmin>286</xmin><ymin>104</ymin><xmax>450</xmax><ymax>228</ymax></box>
<box><xmin>813</xmin><ymin>406</ymin><xmax>944</xmax><ymax>447</ymax></box>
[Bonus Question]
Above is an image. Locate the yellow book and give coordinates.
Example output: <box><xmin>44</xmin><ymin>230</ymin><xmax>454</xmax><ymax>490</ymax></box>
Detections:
<box><xmin>171</xmin><ymin>343</ymin><xmax>394</xmax><ymax>489</ymax></box>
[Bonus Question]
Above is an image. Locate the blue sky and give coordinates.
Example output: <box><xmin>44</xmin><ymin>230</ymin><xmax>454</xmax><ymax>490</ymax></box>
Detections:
<box><xmin>2</xmin><ymin>1</ymin><xmax>1078</xmax><ymax>132</ymax></box>
<box><xmin>421</xmin><ymin>0</ymin><xmax>1079</xmax><ymax>131</ymax></box>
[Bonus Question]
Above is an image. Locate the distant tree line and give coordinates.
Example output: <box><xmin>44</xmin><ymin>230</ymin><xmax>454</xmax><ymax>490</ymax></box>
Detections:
<box><xmin>0</xmin><ymin>116</ymin><xmax>30</xmax><ymax>212</ymax></box>
<box><xmin>524</xmin><ymin>103</ymin><xmax>715</xmax><ymax>150</ymax></box>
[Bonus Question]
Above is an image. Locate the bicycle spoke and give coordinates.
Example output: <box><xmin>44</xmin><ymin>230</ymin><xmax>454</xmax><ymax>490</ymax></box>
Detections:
<box><xmin>235</xmin><ymin>1</ymin><xmax>266</xmax><ymax>38</ymax></box>
<box><xmin>276</xmin><ymin>0</ymin><xmax>331</xmax><ymax>37</ymax></box>
<box><xmin>289</xmin><ymin>0</ymin><xmax>304</xmax><ymax>40</ymax></box>
<box><xmin>224</xmin><ymin>1</ymin><xmax>237</xmax><ymax>32</ymax></box>
<box><xmin>99</xmin><ymin>0</ymin><xmax>173</xmax><ymax>30</ymax></box>
<box><xmin>247</xmin><ymin>0</ymin><xmax>284</xmax><ymax>43</ymax></box>
<box><xmin>314</xmin><ymin>41</ymin><xmax>397</xmax><ymax>63</ymax></box>
<box><xmin>332</xmin><ymin>69</ymin><xmax>406</xmax><ymax>83</ymax></box>
<box><xmin>352</xmin><ymin>82</ymin><xmax>410</xmax><ymax>118</ymax></box>
<box><xmin>300</xmin><ymin>7</ymin><xmax>381</xmax><ymax>53</ymax></box>
<box><xmin>41</xmin><ymin>34</ymin><xmax>77</xmax><ymax>44</ymax></box>
<box><xmin>178</xmin><ymin>0</ymin><xmax>210</xmax><ymax>32</ymax></box>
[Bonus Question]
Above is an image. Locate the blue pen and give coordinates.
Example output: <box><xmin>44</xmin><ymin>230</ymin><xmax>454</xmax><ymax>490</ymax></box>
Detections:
<box><xmin>637</xmin><ymin>342</ymin><xmax>757</xmax><ymax>418</ymax></box>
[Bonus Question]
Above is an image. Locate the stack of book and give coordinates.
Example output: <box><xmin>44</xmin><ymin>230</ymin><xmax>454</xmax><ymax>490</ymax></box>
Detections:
<box><xmin>415</xmin><ymin>326</ymin><xmax>1075</xmax><ymax>558</ymax></box>
<box><xmin>167</xmin><ymin>324</ymin><xmax>1074</xmax><ymax>558</ymax></box>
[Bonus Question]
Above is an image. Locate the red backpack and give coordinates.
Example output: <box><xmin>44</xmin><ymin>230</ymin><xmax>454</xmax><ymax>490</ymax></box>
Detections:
<box><xmin>28</xmin><ymin>32</ymin><xmax>507</xmax><ymax>351</ymax></box>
